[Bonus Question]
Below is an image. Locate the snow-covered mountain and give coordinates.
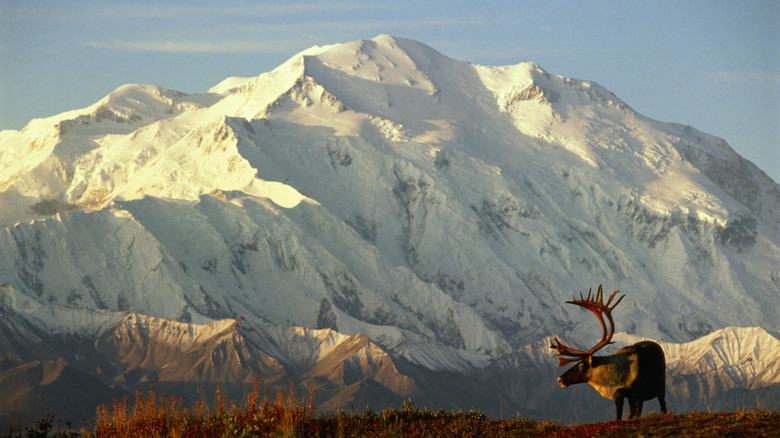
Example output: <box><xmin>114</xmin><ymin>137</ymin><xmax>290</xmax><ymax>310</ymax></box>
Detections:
<box><xmin>1</xmin><ymin>35</ymin><xmax>778</xmax><ymax>421</ymax></box>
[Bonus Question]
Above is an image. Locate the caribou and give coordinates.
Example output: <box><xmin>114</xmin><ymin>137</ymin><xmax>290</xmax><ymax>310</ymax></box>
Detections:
<box><xmin>550</xmin><ymin>286</ymin><xmax>667</xmax><ymax>420</ymax></box>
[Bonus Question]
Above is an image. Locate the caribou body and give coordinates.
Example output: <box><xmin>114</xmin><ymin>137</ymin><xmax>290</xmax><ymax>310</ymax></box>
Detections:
<box><xmin>551</xmin><ymin>286</ymin><xmax>667</xmax><ymax>420</ymax></box>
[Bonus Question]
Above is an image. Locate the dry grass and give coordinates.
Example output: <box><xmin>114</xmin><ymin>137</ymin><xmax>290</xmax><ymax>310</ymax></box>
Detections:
<box><xmin>84</xmin><ymin>380</ymin><xmax>314</xmax><ymax>438</ymax></box>
<box><xmin>3</xmin><ymin>382</ymin><xmax>778</xmax><ymax>437</ymax></box>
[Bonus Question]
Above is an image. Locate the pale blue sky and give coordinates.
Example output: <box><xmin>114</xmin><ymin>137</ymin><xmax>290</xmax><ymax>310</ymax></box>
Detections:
<box><xmin>2</xmin><ymin>1</ymin><xmax>778</xmax><ymax>182</ymax></box>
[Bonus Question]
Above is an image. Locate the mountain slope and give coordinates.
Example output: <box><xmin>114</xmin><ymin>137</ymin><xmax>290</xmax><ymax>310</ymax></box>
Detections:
<box><xmin>0</xmin><ymin>299</ymin><xmax>421</xmax><ymax>423</ymax></box>
<box><xmin>0</xmin><ymin>35</ymin><xmax>778</xmax><ymax>420</ymax></box>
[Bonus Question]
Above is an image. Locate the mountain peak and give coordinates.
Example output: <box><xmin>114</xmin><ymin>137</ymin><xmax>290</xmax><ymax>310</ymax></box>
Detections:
<box><xmin>299</xmin><ymin>35</ymin><xmax>442</xmax><ymax>91</ymax></box>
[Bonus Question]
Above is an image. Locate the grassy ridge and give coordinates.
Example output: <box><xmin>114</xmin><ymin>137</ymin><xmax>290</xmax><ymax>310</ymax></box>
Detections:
<box><xmin>3</xmin><ymin>381</ymin><xmax>778</xmax><ymax>437</ymax></box>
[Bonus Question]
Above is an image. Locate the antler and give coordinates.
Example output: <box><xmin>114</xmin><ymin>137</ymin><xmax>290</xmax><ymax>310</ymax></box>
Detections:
<box><xmin>550</xmin><ymin>285</ymin><xmax>625</xmax><ymax>366</ymax></box>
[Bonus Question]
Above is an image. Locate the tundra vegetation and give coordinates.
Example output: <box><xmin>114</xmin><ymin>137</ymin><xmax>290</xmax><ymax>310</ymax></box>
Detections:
<box><xmin>2</xmin><ymin>382</ymin><xmax>778</xmax><ymax>437</ymax></box>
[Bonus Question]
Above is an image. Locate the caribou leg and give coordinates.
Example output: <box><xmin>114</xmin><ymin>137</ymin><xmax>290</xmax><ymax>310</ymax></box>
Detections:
<box><xmin>614</xmin><ymin>396</ymin><xmax>624</xmax><ymax>420</ymax></box>
<box><xmin>658</xmin><ymin>394</ymin><xmax>667</xmax><ymax>413</ymax></box>
<box><xmin>625</xmin><ymin>398</ymin><xmax>643</xmax><ymax>419</ymax></box>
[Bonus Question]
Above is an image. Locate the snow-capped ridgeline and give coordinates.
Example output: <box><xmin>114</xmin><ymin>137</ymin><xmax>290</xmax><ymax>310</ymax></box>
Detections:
<box><xmin>0</xmin><ymin>35</ymin><xmax>778</xmax><ymax>377</ymax></box>
<box><xmin>614</xmin><ymin>327</ymin><xmax>780</xmax><ymax>389</ymax></box>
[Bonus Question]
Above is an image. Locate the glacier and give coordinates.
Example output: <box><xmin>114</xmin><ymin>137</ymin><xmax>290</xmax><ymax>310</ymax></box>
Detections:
<box><xmin>1</xmin><ymin>35</ymin><xmax>778</xmax><ymax>421</ymax></box>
